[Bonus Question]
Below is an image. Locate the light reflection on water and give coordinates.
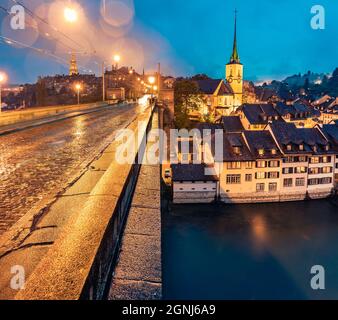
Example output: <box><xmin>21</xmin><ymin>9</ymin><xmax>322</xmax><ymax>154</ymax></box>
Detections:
<box><xmin>162</xmin><ymin>199</ymin><xmax>338</xmax><ymax>300</ymax></box>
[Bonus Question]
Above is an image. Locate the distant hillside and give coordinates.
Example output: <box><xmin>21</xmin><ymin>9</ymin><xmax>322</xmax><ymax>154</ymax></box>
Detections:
<box><xmin>283</xmin><ymin>71</ymin><xmax>329</xmax><ymax>87</ymax></box>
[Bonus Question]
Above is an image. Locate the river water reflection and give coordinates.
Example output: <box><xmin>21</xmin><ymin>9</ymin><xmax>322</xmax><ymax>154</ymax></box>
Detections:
<box><xmin>162</xmin><ymin>199</ymin><xmax>338</xmax><ymax>300</ymax></box>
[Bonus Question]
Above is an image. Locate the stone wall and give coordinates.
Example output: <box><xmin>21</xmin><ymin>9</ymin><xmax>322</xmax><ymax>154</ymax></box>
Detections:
<box><xmin>15</xmin><ymin>105</ymin><xmax>156</xmax><ymax>300</ymax></box>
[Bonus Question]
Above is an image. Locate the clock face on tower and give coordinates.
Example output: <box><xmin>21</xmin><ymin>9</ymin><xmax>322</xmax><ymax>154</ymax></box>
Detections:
<box><xmin>228</xmin><ymin>77</ymin><xmax>233</xmax><ymax>83</ymax></box>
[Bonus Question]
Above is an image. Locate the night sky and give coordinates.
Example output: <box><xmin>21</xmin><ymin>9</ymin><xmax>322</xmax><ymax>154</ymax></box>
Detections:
<box><xmin>0</xmin><ymin>0</ymin><xmax>337</xmax><ymax>84</ymax></box>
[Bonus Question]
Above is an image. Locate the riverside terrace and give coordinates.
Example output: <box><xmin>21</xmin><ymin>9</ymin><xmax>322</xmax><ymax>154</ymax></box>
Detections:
<box><xmin>171</xmin><ymin>121</ymin><xmax>338</xmax><ymax>204</ymax></box>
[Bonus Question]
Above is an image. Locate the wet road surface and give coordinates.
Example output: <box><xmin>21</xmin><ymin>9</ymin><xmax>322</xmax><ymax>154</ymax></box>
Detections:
<box><xmin>0</xmin><ymin>103</ymin><xmax>138</xmax><ymax>235</ymax></box>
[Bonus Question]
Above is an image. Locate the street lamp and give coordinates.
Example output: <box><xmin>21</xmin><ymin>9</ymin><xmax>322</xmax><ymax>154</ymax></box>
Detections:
<box><xmin>0</xmin><ymin>72</ymin><xmax>7</xmax><ymax>113</ymax></box>
<box><xmin>113</xmin><ymin>54</ymin><xmax>121</xmax><ymax>70</ymax></box>
<box><xmin>75</xmin><ymin>83</ymin><xmax>82</xmax><ymax>105</ymax></box>
<box><xmin>148</xmin><ymin>76</ymin><xmax>156</xmax><ymax>85</ymax></box>
<box><xmin>64</xmin><ymin>7</ymin><xmax>78</xmax><ymax>23</ymax></box>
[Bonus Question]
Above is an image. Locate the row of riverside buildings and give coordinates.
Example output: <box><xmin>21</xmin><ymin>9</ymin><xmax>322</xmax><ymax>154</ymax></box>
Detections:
<box><xmin>171</xmin><ymin>120</ymin><xmax>338</xmax><ymax>204</ymax></box>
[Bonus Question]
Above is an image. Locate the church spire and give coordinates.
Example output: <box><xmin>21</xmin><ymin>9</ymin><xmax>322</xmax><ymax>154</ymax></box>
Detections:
<box><xmin>230</xmin><ymin>9</ymin><xmax>240</xmax><ymax>64</ymax></box>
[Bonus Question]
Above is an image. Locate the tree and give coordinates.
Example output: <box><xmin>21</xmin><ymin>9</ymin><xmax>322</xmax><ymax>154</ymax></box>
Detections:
<box><xmin>190</xmin><ymin>74</ymin><xmax>211</xmax><ymax>81</ymax></box>
<box><xmin>174</xmin><ymin>80</ymin><xmax>205</xmax><ymax>129</ymax></box>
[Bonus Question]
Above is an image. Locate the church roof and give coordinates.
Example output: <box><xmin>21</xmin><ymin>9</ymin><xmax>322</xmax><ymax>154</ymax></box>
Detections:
<box><xmin>195</xmin><ymin>79</ymin><xmax>221</xmax><ymax>94</ymax></box>
<box><xmin>195</xmin><ymin>79</ymin><xmax>233</xmax><ymax>95</ymax></box>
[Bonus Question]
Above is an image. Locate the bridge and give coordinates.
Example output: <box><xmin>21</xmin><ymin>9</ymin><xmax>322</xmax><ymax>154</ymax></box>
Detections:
<box><xmin>0</xmin><ymin>101</ymin><xmax>162</xmax><ymax>300</ymax></box>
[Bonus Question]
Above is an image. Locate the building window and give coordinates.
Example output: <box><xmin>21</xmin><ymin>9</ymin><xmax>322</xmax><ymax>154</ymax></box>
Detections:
<box><xmin>322</xmin><ymin>156</ymin><xmax>331</xmax><ymax>163</ymax></box>
<box><xmin>233</xmin><ymin>147</ymin><xmax>241</xmax><ymax>155</ymax></box>
<box><xmin>258</xmin><ymin>149</ymin><xmax>265</xmax><ymax>156</ymax></box>
<box><xmin>322</xmin><ymin>167</ymin><xmax>332</xmax><ymax>174</ymax></box>
<box><xmin>310</xmin><ymin>157</ymin><xmax>320</xmax><ymax>164</ymax></box>
<box><xmin>309</xmin><ymin>167</ymin><xmax>319</xmax><ymax>175</ymax></box>
<box><xmin>227</xmin><ymin>162</ymin><xmax>241</xmax><ymax>170</ymax></box>
<box><xmin>271</xmin><ymin>149</ymin><xmax>277</xmax><ymax>155</ymax></box>
<box><xmin>283</xmin><ymin>178</ymin><xmax>293</xmax><ymax>188</ymax></box>
<box><xmin>299</xmin><ymin>156</ymin><xmax>307</xmax><ymax>162</ymax></box>
<box><xmin>287</xmin><ymin>144</ymin><xmax>292</xmax><ymax>151</ymax></box>
<box><xmin>269</xmin><ymin>160</ymin><xmax>280</xmax><ymax>168</ymax></box>
<box><xmin>308</xmin><ymin>178</ymin><xmax>333</xmax><ymax>185</ymax></box>
<box><xmin>296</xmin><ymin>178</ymin><xmax>305</xmax><ymax>187</ymax></box>
<box><xmin>321</xmin><ymin>177</ymin><xmax>332</xmax><ymax>185</ymax></box>
<box><xmin>268</xmin><ymin>172</ymin><xmax>279</xmax><ymax>179</ymax></box>
<box><xmin>256</xmin><ymin>172</ymin><xmax>266</xmax><ymax>180</ymax></box>
<box><xmin>226</xmin><ymin>174</ymin><xmax>241</xmax><ymax>184</ymax></box>
<box><xmin>308</xmin><ymin>178</ymin><xmax>318</xmax><ymax>186</ymax></box>
<box><xmin>269</xmin><ymin>183</ymin><xmax>278</xmax><ymax>192</ymax></box>
<box><xmin>299</xmin><ymin>144</ymin><xmax>304</xmax><ymax>151</ymax></box>
<box><xmin>283</xmin><ymin>167</ymin><xmax>293</xmax><ymax>174</ymax></box>
<box><xmin>245</xmin><ymin>174</ymin><xmax>252</xmax><ymax>182</ymax></box>
<box><xmin>295</xmin><ymin>166</ymin><xmax>307</xmax><ymax>174</ymax></box>
<box><xmin>246</xmin><ymin>161</ymin><xmax>253</xmax><ymax>169</ymax></box>
<box><xmin>256</xmin><ymin>161</ymin><xmax>266</xmax><ymax>168</ymax></box>
<box><xmin>256</xmin><ymin>183</ymin><xmax>265</xmax><ymax>192</ymax></box>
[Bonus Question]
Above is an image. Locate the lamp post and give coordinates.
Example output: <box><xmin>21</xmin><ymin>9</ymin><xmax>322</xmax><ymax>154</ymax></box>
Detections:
<box><xmin>75</xmin><ymin>83</ymin><xmax>82</xmax><ymax>105</ymax></box>
<box><xmin>148</xmin><ymin>76</ymin><xmax>156</xmax><ymax>99</ymax></box>
<box><xmin>0</xmin><ymin>72</ymin><xmax>7</xmax><ymax>113</ymax></box>
<box><xmin>102</xmin><ymin>61</ymin><xmax>106</xmax><ymax>102</ymax></box>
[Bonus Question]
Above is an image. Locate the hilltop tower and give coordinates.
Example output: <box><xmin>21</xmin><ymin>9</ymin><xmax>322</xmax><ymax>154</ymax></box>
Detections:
<box><xmin>226</xmin><ymin>10</ymin><xmax>243</xmax><ymax>107</ymax></box>
<box><xmin>69</xmin><ymin>53</ymin><xmax>79</xmax><ymax>76</ymax></box>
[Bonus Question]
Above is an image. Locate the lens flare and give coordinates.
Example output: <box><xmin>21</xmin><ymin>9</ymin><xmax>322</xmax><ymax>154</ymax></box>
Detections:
<box><xmin>64</xmin><ymin>7</ymin><xmax>78</xmax><ymax>23</ymax></box>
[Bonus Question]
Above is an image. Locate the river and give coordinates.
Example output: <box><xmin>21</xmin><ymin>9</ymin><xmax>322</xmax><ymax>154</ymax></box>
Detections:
<box><xmin>162</xmin><ymin>199</ymin><xmax>338</xmax><ymax>300</ymax></box>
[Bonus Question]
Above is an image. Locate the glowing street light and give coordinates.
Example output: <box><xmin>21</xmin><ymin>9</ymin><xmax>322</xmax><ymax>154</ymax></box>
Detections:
<box><xmin>113</xmin><ymin>54</ymin><xmax>121</xmax><ymax>70</ymax></box>
<box><xmin>75</xmin><ymin>83</ymin><xmax>82</xmax><ymax>105</ymax></box>
<box><xmin>0</xmin><ymin>72</ymin><xmax>7</xmax><ymax>113</ymax></box>
<box><xmin>153</xmin><ymin>85</ymin><xmax>158</xmax><ymax>91</ymax></box>
<box><xmin>64</xmin><ymin>7</ymin><xmax>78</xmax><ymax>23</ymax></box>
<box><xmin>148</xmin><ymin>76</ymin><xmax>156</xmax><ymax>85</ymax></box>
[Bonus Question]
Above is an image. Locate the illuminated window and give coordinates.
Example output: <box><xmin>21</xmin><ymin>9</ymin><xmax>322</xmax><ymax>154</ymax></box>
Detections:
<box><xmin>256</xmin><ymin>161</ymin><xmax>266</xmax><ymax>168</ymax></box>
<box><xmin>256</xmin><ymin>172</ymin><xmax>266</xmax><ymax>180</ymax></box>
<box><xmin>246</xmin><ymin>161</ymin><xmax>253</xmax><ymax>169</ymax></box>
<box><xmin>227</xmin><ymin>162</ymin><xmax>241</xmax><ymax>170</ymax></box>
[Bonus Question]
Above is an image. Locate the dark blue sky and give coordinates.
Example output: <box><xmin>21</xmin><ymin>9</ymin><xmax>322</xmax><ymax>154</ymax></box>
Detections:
<box><xmin>0</xmin><ymin>0</ymin><xmax>337</xmax><ymax>84</ymax></box>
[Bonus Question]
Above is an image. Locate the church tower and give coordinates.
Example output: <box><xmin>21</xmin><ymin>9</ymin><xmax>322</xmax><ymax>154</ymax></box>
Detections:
<box><xmin>226</xmin><ymin>11</ymin><xmax>243</xmax><ymax>107</ymax></box>
<box><xmin>69</xmin><ymin>53</ymin><xmax>79</xmax><ymax>76</ymax></box>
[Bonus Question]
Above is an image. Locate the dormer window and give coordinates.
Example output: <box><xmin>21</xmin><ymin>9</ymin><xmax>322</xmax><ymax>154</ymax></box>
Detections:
<box><xmin>287</xmin><ymin>144</ymin><xmax>292</xmax><ymax>151</ymax></box>
<box><xmin>258</xmin><ymin>149</ymin><xmax>265</xmax><ymax>156</ymax></box>
<box><xmin>233</xmin><ymin>146</ymin><xmax>241</xmax><ymax>155</ymax></box>
<box><xmin>271</xmin><ymin>149</ymin><xmax>277</xmax><ymax>155</ymax></box>
<box><xmin>325</xmin><ymin>145</ymin><xmax>330</xmax><ymax>151</ymax></box>
<box><xmin>313</xmin><ymin>146</ymin><xmax>317</xmax><ymax>152</ymax></box>
<box><xmin>299</xmin><ymin>144</ymin><xmax>304</xmax><ymax>151</ymax></box>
